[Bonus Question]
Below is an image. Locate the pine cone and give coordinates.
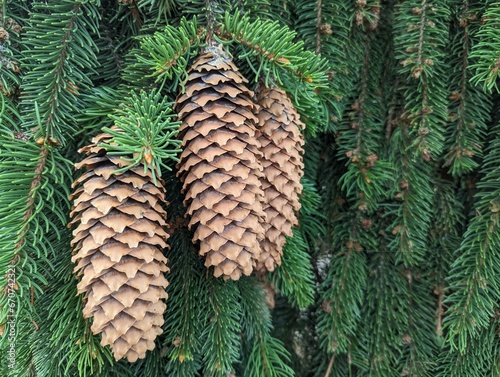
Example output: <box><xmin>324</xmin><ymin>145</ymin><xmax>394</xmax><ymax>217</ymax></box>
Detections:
<box><xmin>69</xmin><ymin>129</ymin><xmax>169</xmax><ymax>362</ymax></box>
<box><xmin>256</xmin><ymin>86</ymin><xmax>305</xmax><ymax>272</ymax></box>
<box><xmin>176</xmin><ymin>46</ymin><xmax>266</xmax><ymax>280</ymax></box>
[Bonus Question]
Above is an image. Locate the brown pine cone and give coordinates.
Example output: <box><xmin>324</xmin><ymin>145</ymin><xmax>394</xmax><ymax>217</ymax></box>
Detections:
<box><xmin>69</xmin><ymin>128</ymin><xmax>169</xmax><ymax>362</ymax></box>
<box><xmin>176</xmin><ymin>46</ymin><xmax>267</xmax><ymax>280</ymax></box>
<box><xmin>255</xmin><ymin>86</ymin><xmax>305</xmax><ymax>272</ymax></box>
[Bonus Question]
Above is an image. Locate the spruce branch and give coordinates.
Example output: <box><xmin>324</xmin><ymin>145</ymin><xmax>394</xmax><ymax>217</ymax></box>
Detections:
<box><xmin>437</xmin><ymin>321</ymin><xmax>497</xmax><ymax>377</ymax></box>
<box><xmin>293</xmin><ymin>0</ymin><xmax>353</xmax><ymax>127</ymax></box>
<box><xmin>446</xmin><ymin>216</ymin><xmax>500</xmax><ymax>347</ymax></box>
<box><xmin>103</xmin><ymin>89</ymin><xmax>181</xmax><ymax>185</ymax></box>
<box><xmin>444</xmin><ymin>123</ymin><xmax>500</xmax><ymax>353</ymax></box>
<box><xmin>11</xmin><ymin>145</ymin><xmax>49</xmax><ymax>264</ymax></box>
<box><xmin>443</xmin><ymin>2</ymin><xmax>491</xmax><ymax>176</ymax></box>
<box><xmin>469</xmin><ymin>1</ymin><xmax>500</xmax><ymax>92</ymax></box>
<box><xmin>19</xmin><ymin>0</ymin><xmax>101</xmax><ymax>144</ymax></box>
<box><xmin>220</xmin><ymin>13</ymin><xmax>298</xmax><ymax>68</ymax></box>
<box><xmin>0</xmin><ymin>137</ymin><xmax>72</xmax><ymax>350</ymax></box>
<box><xmin>239</xmin><ymin>278</ymin><xmax>294</xmax><ymax>377</ymax></box>
<box><xmin>163</xmin><ymin>230</ymin><xmax>206</xmax><ymax>372</ymax></box>
<box><xmin>118</xmin><ymin>0</ymin><xmax>143</xmax><ymax>26</ymax></box>
<box><xmin>162</xmin><ymin>172</ymin><xmax>206</xmax><ymax>376</ymax></box>
<box><xmin>137</xmin><ymin>0</ymin><xmax>177</xmax><ymax>24</ymax></box>
<box><xmin>0</xmin><ymin>92</ymin><xmax>20</xmax><ymax>134</ymax></box>
<box><xmin>436</xmin><ymin>284</ymin><xmax>444</xmax><ymax>336</ymax></box>
<box><xmin>0</xmin><ymin>142</ymin><xmax>48</xmax><ymax>307</ymax></box>
<box><xmin>201</xmin><ymin>279</ymin><xmax>242</xmax><ymax>377</ymax></box>
<box><xmin>238</xmin><ymin>278</ymin><xmax>272</xmax><ymax>341</ymax></box>
<box><xmin>220</xmin><ymin>12</ymin><xmax>329</xmax><ymax>89</ymax></box>
<box><xmin>363</xmin><ymin>250</ymin><xmax>404</xmax><ymax>375</ymax></box>
<box><xmin>389</xmin><ymin>0</ymin><xmax>449</xmax><ymax>266</ymax></box>
<box><xmin>336</xmin><ymin>28</ymin><xmax>393</xmax><ymax>212</ymax></box>
<box><xmin>299</xmin><ymin>179</ymin><xmax>327</xmax><ymax>244</ymax></box>
<box><xmin>231</xmin><ymin>0</ymin><xmax>291</xmax><ymax>24</ymax></box>
<box><xmin>387</xmin><ymin>123</ymin><xmax>434</xmax><ymax>266</ymax></box>
<box><xmin>399</xmin><ymin>270</ymin><xmax>437</xmax><ymax>377</ymax></box>
<box><xmin>317</xmin><ymin>232</ymin><xmax>367</xmax><ymax>354</ymax></box>
<box><xmin>245</xmin><ymin>337</ymin><xmax>295</xmax><ymax>377</ymax></box>
<box><xmin>352</xmin><ymin>0</ymin><xmax>381</xmax><ymax>30</ymax></box>
<box><xmin>269</xmin><ymin>229</ymin><xmax>315</xmax><ymax>308</ymax></box>
<box><xmin>88</xmin><ymin>16</ymin><xmax>124</xmax><ymax>89</ymax></box>
<box><xmin>427</xmin><ymin>179</ymin><xmax>464</xmax><ymax>338</ymax></box>
<box><xmin>130</xmin><ymin>17</ymin><xmax>203</xmax><ymax>91</ymax></box>
<box><xmin>219</xmin><ymin>11</ymin><xmax>331</xmax><ymax>134</ymax></box>
<box><xmin>382</xmin><ymin>43</ymin><xmax>439</xmax><ymax>372</ymax></box>
<box><xmin>318</xmin><ymin>23</ymin><xmax>391</xmax><ymax>361</ymax></box>
<box><xmin>204</xmin><ymin>0</ymin><xmax>219</xmax><ymax>43</ymax></box>
<box><xmin>219</xmin><ymin>13</ymin><xmax>328</xmax><ymax>124</ymax></box>
<box><xmin>394</xmin><ymin>0</ymin><xmax>449</xmax><ymax>160</ymax></box>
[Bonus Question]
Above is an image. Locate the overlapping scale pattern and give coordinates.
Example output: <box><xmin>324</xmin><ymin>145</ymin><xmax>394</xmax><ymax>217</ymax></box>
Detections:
<box><xmin>256</xmin><ymin>86</ymin><xmax>305</xmax><ymax>272</ymax></box>
<box><xmin>176</xmin><ymin>47</ymin><xmax>266</xmax><ymax>280</ymax></box>
<box><xmin>69</xmin><ymin>129</ymin><xmax>169</xmax><ymax>362</ymax></box>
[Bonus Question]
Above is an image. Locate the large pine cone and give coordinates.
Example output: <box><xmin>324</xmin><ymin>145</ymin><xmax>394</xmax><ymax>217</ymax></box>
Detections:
<box><xmin>176</xmin><ymin>46</ymin><xmax>266</xmax><ymax>280</ymax></box>
<box><xmin>69</xmin><ymin>129</ymin><xmax>169</xmax><ymax>362</ymax></box>
<box><xmin>256</xmin><ymin>86</ymin><xmax>305</xmax><ymax>272</ymax></box>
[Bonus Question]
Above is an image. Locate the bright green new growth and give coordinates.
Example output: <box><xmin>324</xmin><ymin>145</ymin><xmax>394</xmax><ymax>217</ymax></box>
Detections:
<box><xmin>220</xmin><ymin>12</ymin><xmax>330</xmax><ymax>135</ymax></box>
<box><xmin>131</xmin><ymin>17</ymin><xmax>203</xmax><ymax>92</ymax></box>
<box><xmin>103</xmin><ymin>90</ymin><xmax>181</xmax><ymax>185</ymax></box>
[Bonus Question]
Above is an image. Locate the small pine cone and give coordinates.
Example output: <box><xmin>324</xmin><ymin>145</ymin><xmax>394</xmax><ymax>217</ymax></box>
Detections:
<box><xmin>69</xmin><ymin>128</ymin><xmax>169</xmax><ymax>362</ymax></box>
<box><xmin>176</xmin><ymin>46</ymin><xmax>266</xmax><ymax>280</ymax></box>
<box><xmin>255</xmin><ymin>86</ymin><xmax>305</xmax><ymax>272</ymax></box>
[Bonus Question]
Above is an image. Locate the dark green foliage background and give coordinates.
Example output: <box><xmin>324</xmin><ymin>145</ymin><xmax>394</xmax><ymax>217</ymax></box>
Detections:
<box><xmin>0</xmin><ymin>0</ymin><xmax>499</xmax><ymax>376</ymax></box>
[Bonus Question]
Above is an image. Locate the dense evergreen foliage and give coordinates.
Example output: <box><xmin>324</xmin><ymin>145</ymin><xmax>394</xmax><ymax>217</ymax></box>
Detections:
<box><xmin>0</xmin><ymin>0</ymin><xmax>499</xmax><ymax>376</ymax></box>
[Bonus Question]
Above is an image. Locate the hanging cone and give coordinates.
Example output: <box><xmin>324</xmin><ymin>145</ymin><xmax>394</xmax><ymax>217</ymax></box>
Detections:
<box><xmin>176</xmin><ymin>46</ymin><xmax>266</xmax><ymax>280</ymax></box>
<box><xmin>69</xmin><ymin>128</ymin><xmax>169</xmax><ymax>362</ymax></box>
<box><xmin>255</xmin><ymin>86</ymin><xmax>305</xmax><ymax>272</ymax></box>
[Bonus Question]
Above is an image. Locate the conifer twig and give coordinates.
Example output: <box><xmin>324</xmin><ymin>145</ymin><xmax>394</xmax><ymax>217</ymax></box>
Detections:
<box><xmin>436</xmin><ymin>285</ymin><xmax>443</xmax><ymax>336</ymax></box>
<box><xmin>324</xmin><ymin>353</ymin><xmax>335</xmax><ymax>377</ymax></box>
<box><xmin>316</xmin><ymin>0</ymin><xmax>322</xmax><ymax>54</ymax></box>
<box><xmin>7</xmin><ymin>145</ymin><xmax>48</xmax><ymax>269</ymax></box>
